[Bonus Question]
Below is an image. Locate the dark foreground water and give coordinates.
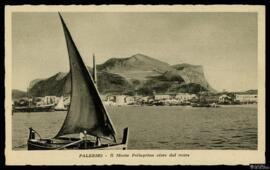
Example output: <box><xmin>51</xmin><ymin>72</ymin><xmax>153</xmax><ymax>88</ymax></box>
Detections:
<box><xmin>12</xmin><ymin>105</ymin><xmax>257</xmax><ymax>150</ymax></box>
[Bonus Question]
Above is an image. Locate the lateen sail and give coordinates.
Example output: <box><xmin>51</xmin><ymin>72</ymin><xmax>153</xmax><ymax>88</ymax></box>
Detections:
<box><xmin>55</xmin><ymin>14</ymin><xmax>116</xmax><ymax>141</ymax></box>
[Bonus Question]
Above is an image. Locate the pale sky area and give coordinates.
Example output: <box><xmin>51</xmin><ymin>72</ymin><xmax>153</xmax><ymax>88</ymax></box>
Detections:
<box><xmin>11</xmin><ymin>12</ymin><xmax>258</xmax><ymax>92</ymax></box>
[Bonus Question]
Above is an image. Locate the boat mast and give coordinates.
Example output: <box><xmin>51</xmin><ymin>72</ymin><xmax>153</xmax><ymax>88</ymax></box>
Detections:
<box><xmin>93</xmin><ymin>53</ymin><xmax>97</xmax><ymax>85</ymax></box>
<box><xmin>27</xmin><ymin>86</ymin><xmax>30</xmax><ymax>108</ymax></box>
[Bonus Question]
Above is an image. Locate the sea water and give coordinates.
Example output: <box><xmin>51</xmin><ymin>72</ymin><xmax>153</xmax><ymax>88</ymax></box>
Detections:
<box><xmin>12</xmin><ymin>105</ymin><xmax>257</xmax><ymax>150</ymax></box>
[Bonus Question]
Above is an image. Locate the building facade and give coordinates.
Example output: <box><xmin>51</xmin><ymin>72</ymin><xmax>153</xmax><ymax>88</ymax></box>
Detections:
<box><xmin>235</xmin><ymin>94</ymin><xmax>257</xmax><ymax>103</ymax></box>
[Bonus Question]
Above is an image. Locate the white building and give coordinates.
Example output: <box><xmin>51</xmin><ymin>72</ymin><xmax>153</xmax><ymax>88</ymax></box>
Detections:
<box><xmin>125</xmin><ymin>96</ymin><xmax>135</xmax><ymax>104</ymax></box>
<box><xmin>154</xmin><ymin>94</ymin><xmax>171</xmax><ymax>100</ymax></box>
<box><xmin>141</xmin><ymin>96</ymin><xmax>150</xmax><ymax>102</ymax></box>
<box><xmin>101</xmin><ymin>95</ymin><xmax>136</xmax><ymax>105</ymax></box>
<box><xmin>115</xmin><ymin>95</ymin><xmax>126</xmax><ymax>105</ymax></box>
<box><xmin>219</xmin><ymin>94</ymin><xmax>231</xmax><ymax>103</ymax></box>
<box><xmin>175</xmin><ymin>93</ymin><xmax>197</xmax><ymax>102</ymax></box>
<box><xmin>44</xmin><ymin>96</ymin><xmax>57</xmax><ymax>105</ymax></box>
<box><xmin>107</xmin><ymin>95</ymin><xmax>116</xmax><ymax>102</ymax></box>
<box><xmin>235</xmin><ymin>94</ymin><xmax>257</xmax><ymax>103</ymax></box>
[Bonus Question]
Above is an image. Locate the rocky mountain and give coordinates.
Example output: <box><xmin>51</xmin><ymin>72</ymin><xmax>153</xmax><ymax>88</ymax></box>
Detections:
<box><xmin>28</xmin><ymin>72</ymin><xmax>71</xmax><ymax>97</ymax></box>
<box><xmin>12</xmin><ymin>89</ymin><xmax>27</xmax><ymax>99</ymax></box>
<box><xmin>25</xmin><ymin>54</ymin><xmax>215</xmax><ymax>97</ymax></box>
<box><xmin>243</xmin><ymin>89</ymin><xmax>257</xmax><ymax>94</ymax></box>
<box><xmin>236</xmin><ymin>89</ymin><xmax>258</xmax><ymax>94</ymax></box>
<box><xmin>97</xmin><ymin>53</ymin><xmax>174</xmax><ymax>82</ymax></box>
<box><xmin>28</xmin><ymin>70</ymin><xmax>133</xmax><ymax>97</ymax></box>
<box><xmin>172</xmin><ymin>63</ymin><xmax>215</xmax><ymax>92</ymax></box>
<box><xmin>98</xmin><ymin>53</ymin><xmax>172</xmax><ymax>73</ymax></box>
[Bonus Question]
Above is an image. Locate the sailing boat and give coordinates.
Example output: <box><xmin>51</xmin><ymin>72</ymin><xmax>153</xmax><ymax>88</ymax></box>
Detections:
<box><xmin>55</xmin><ymin>96</ymin><xmax>68</xmax><ymax>111</ymax></box>
<box><xmin>27</xmin><ymin>13</ymin><xmax>129</xmax><ymax>150</ymax></box>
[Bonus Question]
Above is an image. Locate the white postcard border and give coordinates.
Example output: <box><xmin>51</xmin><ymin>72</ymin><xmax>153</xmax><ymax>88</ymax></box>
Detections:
<box><xmin>5</xmin><ymin>5</ymin><xmax>266</xmax><ymax>165</ymax></box>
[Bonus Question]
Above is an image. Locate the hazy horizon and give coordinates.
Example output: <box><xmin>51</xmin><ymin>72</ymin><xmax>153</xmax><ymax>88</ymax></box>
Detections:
<box><xmin>12</xmin><ymin>12</ymin><xmax>258</xmax><ymax>92</ymax></box>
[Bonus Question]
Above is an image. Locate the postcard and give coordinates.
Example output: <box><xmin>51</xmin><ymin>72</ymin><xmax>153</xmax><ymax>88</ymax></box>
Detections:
<box><xmin>5</xmin><ymin>5</ymin><xmax>265</xmax><ymax>165</ymax></box>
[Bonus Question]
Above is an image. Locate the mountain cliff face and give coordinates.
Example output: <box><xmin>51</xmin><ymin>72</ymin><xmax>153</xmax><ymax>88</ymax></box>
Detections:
<box><xmin>27</xmin><ymin>54</ymin><xmax>215</xmax><ymax>97</ymax></box>
<box><xmin>172</xmin><ymin>64</ymin><xmax>214</xmax><ymax>91</ymax></box>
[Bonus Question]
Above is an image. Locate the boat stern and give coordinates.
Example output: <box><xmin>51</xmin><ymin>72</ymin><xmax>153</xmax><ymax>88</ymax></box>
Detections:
<box><xmin>121</xmin><ymin>127</ymin><xmax>129</xmax><ymax>149</ymax></box>
<box><xmin>28</xmin><ymin>127</ymin><xmax>36</xmax><ymax>140</ymax></box>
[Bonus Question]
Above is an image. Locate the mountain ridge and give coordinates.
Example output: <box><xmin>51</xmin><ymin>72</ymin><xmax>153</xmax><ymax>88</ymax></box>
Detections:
<box><xmin>12</xmin><ymin>89</ymin><xmax>27</xmax><ymax>99</ymax></box>
<box><xmin>26</xmin><ymin>54</ymin><xmax>216</xmax><ymax>97</ymax></box>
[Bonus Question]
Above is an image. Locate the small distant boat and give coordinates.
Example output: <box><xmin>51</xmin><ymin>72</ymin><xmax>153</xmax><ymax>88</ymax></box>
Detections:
<box><xmin>27</xmin><ymin>13</ymin><xmax>129</xmax><ymax>150</ymax></box>
<box><xmin>13</xmin><ymin>104</ymin><xmax>55</xmax><ymax>112</ymax></box>
<box><xmin>191</xmin><ymin>102</ymin><xmax>220</xmax><ymax>108</ymax></box>
<box><xmin>191</xmin><ymin>102</ymin><xmax>211</xmax><ymax>107</ymax></box>
<box><xmin>55</xmin><ymin>96</ymin><xmax>68</xmax><ymax>111</ymax></box>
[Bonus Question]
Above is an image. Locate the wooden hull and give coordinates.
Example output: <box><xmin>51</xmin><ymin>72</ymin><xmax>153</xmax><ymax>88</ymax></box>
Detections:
<box><xmin>27</xmin><ymin>127</ymin><xmax>129</xmax><ymax>150</ymax></box>
<box><xmin>28</xmin><ymin>140</ymin><xmax>127</xmax><ymax>150</ymax></box>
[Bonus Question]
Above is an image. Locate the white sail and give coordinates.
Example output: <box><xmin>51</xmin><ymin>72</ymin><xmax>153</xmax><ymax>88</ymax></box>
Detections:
<box><xmin>55</xmin><ymin>96</ymin><xmax>66</xmax><ymax>110</ymax></box>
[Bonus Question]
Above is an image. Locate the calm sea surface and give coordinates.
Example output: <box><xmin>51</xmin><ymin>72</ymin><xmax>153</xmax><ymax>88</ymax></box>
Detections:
<box><xmin>12</xmin><ymin>105</ymin><xmax>257</xmax><ymax>150</ymax></box>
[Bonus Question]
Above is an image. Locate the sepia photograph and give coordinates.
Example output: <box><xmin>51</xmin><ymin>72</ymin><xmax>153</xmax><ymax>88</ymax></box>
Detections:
<box><xmin>5</xmin><ymin>5</ymin><xmax>265</xmax><ymax>165</ymax></box>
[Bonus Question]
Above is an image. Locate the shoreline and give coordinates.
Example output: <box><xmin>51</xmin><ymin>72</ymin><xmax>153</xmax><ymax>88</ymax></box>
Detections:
<box><xmin>219</xmin><ymin>104</ymin><xmax>257</xmax><ymax>108</ymax></box>
<box><xmin>105</xmin><ymin>104</ymin><xmax>258</xmax><ymax>108</ymax></box>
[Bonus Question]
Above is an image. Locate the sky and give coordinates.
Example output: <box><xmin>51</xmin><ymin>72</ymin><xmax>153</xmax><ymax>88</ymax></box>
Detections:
<box><xmin>11</xmin><ymin>12</ymin><xmax>258</xmax><ymax>92</ymax></box>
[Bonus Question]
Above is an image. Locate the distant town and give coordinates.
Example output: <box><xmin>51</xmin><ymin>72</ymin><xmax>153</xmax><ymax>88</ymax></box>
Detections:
<box><xmin>12</xmin><ymin>54</ymin><xmax>258</xmax><ymax>112</ymax></box>
<box><xmin>12</xmin><ymin>90</ymin><xmax>258</xmax><ymax>112</ymax></box>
